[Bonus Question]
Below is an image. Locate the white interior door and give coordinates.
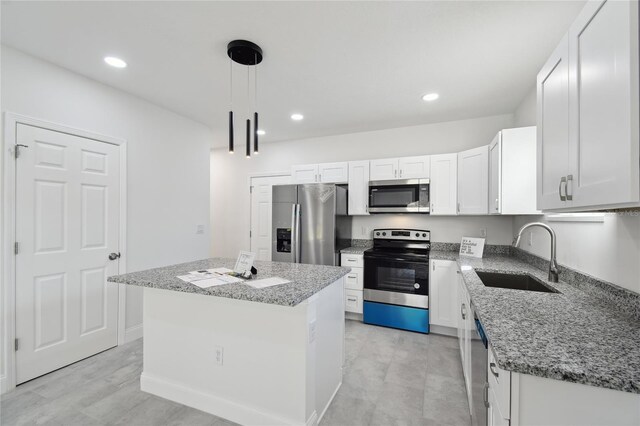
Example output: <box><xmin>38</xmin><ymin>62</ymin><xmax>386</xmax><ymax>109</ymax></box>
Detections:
<box><xmin>15</xmin><ymin>124</ymin><xmax>121</xmax><ymax>384</ymax></box>
<box><xmin>250</xmin><ymin>175</ymin><xmax>290</xmax><ymax>261</ymax></box>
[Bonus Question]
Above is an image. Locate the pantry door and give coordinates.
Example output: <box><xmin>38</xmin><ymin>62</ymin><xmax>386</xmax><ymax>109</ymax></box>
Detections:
<box><xmin>15</xmin><ymin>124</ymin><xmax>121</xmax><ymax>384</ymax></box>
<box><xmin>250</xmin><ymin>175</ymin><xmax>290</xmax><ymax>261</ymax></box>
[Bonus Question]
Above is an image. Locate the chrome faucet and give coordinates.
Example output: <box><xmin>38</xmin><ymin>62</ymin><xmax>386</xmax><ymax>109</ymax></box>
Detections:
<box><xmin>513</xmin><ymin>222</ymin><xmax>559</xmax><ymax>283</ymax></box>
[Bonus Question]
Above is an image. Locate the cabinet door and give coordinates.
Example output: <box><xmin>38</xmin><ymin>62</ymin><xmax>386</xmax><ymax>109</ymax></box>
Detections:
<box><xmin>501</xmin><ymin>126</ymin><xmax>540</xmax><ymax>215</ymax></box>
<box><xmin>318</xmin><ymin>162</ymin><xmax>348</xmax><ymax>183</ymax></box>
<box><xmin>291</xmin><ymin>164</ymin><xmax>319</xmax><ymax>184</ymax></box>
<box><xmin>488</xmin><ymin>133</ymin><xmax>502</xmax><ymax>214</ymax></box>
<box><xmin>429</xmin><ymin>260</ymin><xmax>459</xmax><ymax>328</ymax></box>
<box><xmin>537</xmin><ymin>35</ymin><xmax>570</xmax><ymax>210</ymax></box>
<box><xmin>568</xmin><ymin>0</ymin><xmax>640</xmax><ymax>208</ymax></box>
<box><xmin>458</xmin><ymin>146</ymin><xmax>489</xmax><ymax>215</ymax></box>
<box><xmin>430</xmin><ymin>153</ymin><xmax>458</xmax><ymax>215</ymax></box>
<box><xmin>370</xmin><ymin>158</ymin><xmax>398</xmax><ymax>181</ymax></box>
<box><xmin>348</xmin><ymin>161</ymin><xmax>370</xmax><ymax>215</ymax></box>
<box><xmin>398</xmin><ymin>155</ymin><xmax>430</xmax><ymax>179</ymax></box>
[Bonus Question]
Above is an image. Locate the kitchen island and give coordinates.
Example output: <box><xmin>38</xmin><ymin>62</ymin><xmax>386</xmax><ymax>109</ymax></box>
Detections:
<box><xmin>108</xmin><ymin>258</ymin><xmax>350</xmax><ymax>426</ymax></box>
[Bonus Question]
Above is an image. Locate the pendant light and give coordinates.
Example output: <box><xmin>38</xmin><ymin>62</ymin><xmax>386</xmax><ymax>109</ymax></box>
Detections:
<box><xmin>227</xmin><ymin>40</ymin><xmax>263</xmax><ymax>157</ymax></box>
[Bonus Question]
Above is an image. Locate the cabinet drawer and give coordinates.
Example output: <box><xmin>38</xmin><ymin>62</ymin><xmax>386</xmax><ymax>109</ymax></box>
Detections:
<box><xmin>344</xmin><ymin>267</ymin><xmax>363</xmax><ymax>291</ymax></box>
<box><xmin>488</xmin><ymin>347</ymin><xmax>511</xmax><ymax>419</ymax></box>
<box><xmin>345</xmin><ymin>290</ymin><xmax>363</xmax><ymax>314</ymax></box>
<box><xmin>341</xmin><ymin>254</ymin><xmax>363</xmax><ymax>268</ymax></box>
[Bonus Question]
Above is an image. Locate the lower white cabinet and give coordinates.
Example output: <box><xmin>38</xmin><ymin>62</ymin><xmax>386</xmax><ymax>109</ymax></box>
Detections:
<box><xmin>341</xmin><ymin>253</ymin><xmax>363</xmax><ymax>314</ymax></box>
<box><xmin>429</xmin><ymin>259</ymin><xmax>458</xmax><ymax>328</ymax></box>
<box><xmin>457</xmin><ymin>272</ymin><xmax>473</xmax><ymax>404</ymax></box>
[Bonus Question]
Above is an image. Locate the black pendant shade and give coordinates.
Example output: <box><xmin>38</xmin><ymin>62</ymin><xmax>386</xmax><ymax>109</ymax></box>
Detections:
<box><xmin>254</xmin><ymin>112</ymin><xmax>259</xmax><ymax>154</ymax></box>
<box><xmin>227</xmin><ymin>40</ymin><xmax>263</xmax><ymax>156</ymax></box>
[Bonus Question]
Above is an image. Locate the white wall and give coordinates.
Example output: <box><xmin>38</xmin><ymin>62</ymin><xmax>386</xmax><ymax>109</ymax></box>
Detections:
<box><xmin>211</xmin><ymin>113</ymin><xmax>515</xmax><ymax>257</ymax></box>
<box><xmin>514</xmin><ymin>86</ymin><xmax>536</xmax><ymax>127</ymax></box>
<box><xmin>514</xmin><ymin>214</ymin><xmax>640</xmax><ymax>294</ymax></box>
<box><xmin>1</xmin><ymin>46</ymin><xmax>212</xmax><ymax>387</ymax></box>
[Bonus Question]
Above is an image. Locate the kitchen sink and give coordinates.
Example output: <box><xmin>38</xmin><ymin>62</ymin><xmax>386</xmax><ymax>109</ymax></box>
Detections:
<box><xmin>476</xmin><ymin>271</ymin><xmax>559</xmax><ymax>293</ymax></box>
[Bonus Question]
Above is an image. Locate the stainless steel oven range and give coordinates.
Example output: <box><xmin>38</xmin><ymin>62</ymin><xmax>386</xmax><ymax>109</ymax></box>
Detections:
<box><xmin>363</xmin><ymin>228</ymin><xmax>430</xmax><ymax>333</ymax></box>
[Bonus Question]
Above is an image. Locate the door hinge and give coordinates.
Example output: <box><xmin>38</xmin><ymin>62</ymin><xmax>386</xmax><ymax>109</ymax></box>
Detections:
<box><xmin>249</xmin><ymin>230</ymin><xmax>252</xmax><ymax>238</ymax></box>
<box><xmin>15</xmin><ymin>338</ymin><xmax>19</xmax><ymax>351</ymax></box>
<box><xmin>249</xmin><ymin>186</ymin><xmax>253</xmax><ymax>193</ymax></box>
<box><xmin>14</xmin><ymin>144</ymin><xmax>28</xmax><ymax>159</ymax></box>
<box><xmin>14</xmin><ymin>242</ymin><xmax>19</xmax><ymax>255</ymax></box>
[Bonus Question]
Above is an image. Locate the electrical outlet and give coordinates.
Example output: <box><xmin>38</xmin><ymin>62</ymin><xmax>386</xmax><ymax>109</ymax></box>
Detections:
<box><xmin>480</xmin><ymin>228</ymin><xmax>487</xmax><ymax>238</ymax></box>
<box><xmin>196</xmin><ymin>224</ymin><xmax>205</xmax><ymax>234</ymax></box>
<box><xmin>309</xmin><ymin>320</ymin><xmax>317</xmax><ymax>343</ymax></box>
<box><xmin>214</xmin><ymin>345</ymin><xmax>224</xmax><ymax>366</ymax></box>
<box><xmin>528</xmin><ymin>231</ymin><xmax>534</xmax><ymax>246</ymax></box>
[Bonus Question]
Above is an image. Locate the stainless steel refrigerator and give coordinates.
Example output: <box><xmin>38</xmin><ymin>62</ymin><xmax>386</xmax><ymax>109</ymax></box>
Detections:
<box><xmin>272</xmin><ymin>184</ymin><xmax>352</xmax><ymax>266</ymax></box>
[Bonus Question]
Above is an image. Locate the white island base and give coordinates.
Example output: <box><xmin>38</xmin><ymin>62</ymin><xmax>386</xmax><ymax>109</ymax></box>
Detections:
<box><xmin>140</xmin><ymin>278</ymin><xmax>345</xmax><ymax>426</ymax></box>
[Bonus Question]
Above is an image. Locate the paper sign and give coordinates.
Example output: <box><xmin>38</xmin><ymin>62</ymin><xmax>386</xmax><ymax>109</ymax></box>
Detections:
<box><xmin>245</xmin><ymin>277</ymin><xmax>291</xmax><ymax>289</ymax></box>
<box><xmin>234</xmin><ymin>251</ymin><xmax>256</xmax><ymax>274</ymax></box>
<box><xmin>459</xmin><ymin>237</ymin><xmax>485</xmax><ymax>258</ymax></box>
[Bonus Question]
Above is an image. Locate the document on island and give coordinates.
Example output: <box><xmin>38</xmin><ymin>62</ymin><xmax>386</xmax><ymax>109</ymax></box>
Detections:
<box><xmin>245</xmin><ymin>277</ymin><xmax>291</xmax><ymax>289</ymax></box>
<box><xmin>177</xmin><ymin>269</ymin><xmax>242</xmax><ymax>288</ymax></box>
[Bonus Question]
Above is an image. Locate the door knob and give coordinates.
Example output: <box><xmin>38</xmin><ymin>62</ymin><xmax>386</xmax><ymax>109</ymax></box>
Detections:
<box><xmin>108</xmin><ymin>252</ymin><xmax>121</xmax><ymax>261</ymax></box>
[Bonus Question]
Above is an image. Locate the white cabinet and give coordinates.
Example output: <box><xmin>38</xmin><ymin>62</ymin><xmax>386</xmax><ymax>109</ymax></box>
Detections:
<box><xmin>318</xmin><ymin>162</ymin><xmax>349</xmax><ymax>183</ymax></box>
<box><xmin>370</xmin><ymin>158</ymin><xmax>399</xmax><ymax>180</ymax></box>
<box><xmin>348</xmin><ymin>161</ymin><xmax>369</xmax><ymax>215</ymax></box>
<box><xmin>457</xmin><ymin>272</ymin><xmax>472</xmax><ymax>403</ymax></box>
<box><xmin>538</xmin><ymin>0</ymin><xmax>640</xmax><ymax>211</ymax></box>
<box><xmin>370</xmin><ymin>156</ymin><xmax>431</xmax><ymax>181</ymax></box>
<box><xmin>429</xmin><ymin>259</ymin><xmax>458</xmax><ymax>328</ymax></box>
<box><xmin>398</xmin><ymin>155</ymin><xmax>430</xmax><ymax>179</ymax></box>
<box><xmin>430</xmin><ymin>153</ymin><xmax>458</xmax><ymax>215</ymax></box>
<box><xmin>489</xmin><ymin>127</ymin><xmax>540</xmax><ymax>215</ymax></box>
<box><xmin>291</xmin><ymin>162</ymin><xmax>348</xmax><ymax>184</ymax></box>
<box><xmin>458</xmin><ymin>145</ymin><xmax>489</xmax><ymax>215</ymax></box>
<box><xmin>341</xmin><ymin>253</ymin><xmax>363</xmax><ymax>315</ymax></box>
<box><xmin>291</xmin><ymin>164</ymin><xmax>319</xmax><ymax>184</ymax></box>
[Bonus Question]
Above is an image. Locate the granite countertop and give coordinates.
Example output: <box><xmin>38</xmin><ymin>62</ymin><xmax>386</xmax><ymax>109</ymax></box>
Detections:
<box><xmin>108</xmin><ymin>258</ymin><xmax>350</xmax><ymax>307</ymax></box>
<box><xmin>430</xmin><ymin>250</ymin><xmax>640</xmax><ymax>394</ymax></box>
<box><xmin>340</xmin><ymin>246</ymin><xmax>370</xmax><ymax>255</ymax></box>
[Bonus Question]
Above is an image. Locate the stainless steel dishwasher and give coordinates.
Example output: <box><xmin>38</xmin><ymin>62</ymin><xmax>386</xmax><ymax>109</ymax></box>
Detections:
<box><xmin>470</xmin><ymin>302</ymin><xmax>488</xmax><ymax>426</ymax></box>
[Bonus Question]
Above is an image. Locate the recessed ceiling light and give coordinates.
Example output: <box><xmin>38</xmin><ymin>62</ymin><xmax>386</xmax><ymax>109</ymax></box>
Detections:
<box><xmin>104</xmin><ymin>56</ymin><xmax>127</xmax><ymax>68</ymax></box>
<box><xmin>422</xmin><ymin>93</ymin><xmax>439</xmax><ymax>102</ymax></box>
<box><xmin>291</xmin><ymin>113</ymin><xmax>304</xmax><ymax>121</ymax></box>
<box><xmin>257</xmin><ymin>129</ymin><xmax>266</xmax><ymax>136</ymax></box>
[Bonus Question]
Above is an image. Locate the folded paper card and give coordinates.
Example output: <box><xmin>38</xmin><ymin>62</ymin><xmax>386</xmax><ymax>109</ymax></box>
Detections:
<box><xmin>459</xmin><ymin>237</ymin><xmax>485</xmax><ymax>258</ymax></box>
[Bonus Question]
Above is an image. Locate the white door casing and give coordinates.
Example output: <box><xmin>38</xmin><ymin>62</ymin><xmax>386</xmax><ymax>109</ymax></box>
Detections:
<box><xmin>250</xmin><ymin>175</ymin><xmax>290</xmax><ymax>261</ymax></box>
<box><xmin>15</xmin><ymin>124</ymin><xmax>121</xmax><ymax>384</ymax></box>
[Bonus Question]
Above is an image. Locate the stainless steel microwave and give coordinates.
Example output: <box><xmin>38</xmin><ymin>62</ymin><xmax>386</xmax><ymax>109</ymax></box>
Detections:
<box><xmin>368</xmin><ymin>179</ymin><xmax>430</xmax><ymax>213</ymax></box>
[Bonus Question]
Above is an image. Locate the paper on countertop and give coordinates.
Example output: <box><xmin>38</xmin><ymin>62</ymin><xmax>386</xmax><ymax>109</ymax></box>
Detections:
<box><xmin>207</xmin><ymin>267</ymin><xmax>233</xmax><ymax>274</ymax></box>
<box><xmin>177</xmin><ymin>269</ymin><xmax>242</xmax><ymax>288</ymax></box>
<box><xmin>245</xmin><ymin>277</ymin><xmax>291</xmax><ymax>289</ymax></box>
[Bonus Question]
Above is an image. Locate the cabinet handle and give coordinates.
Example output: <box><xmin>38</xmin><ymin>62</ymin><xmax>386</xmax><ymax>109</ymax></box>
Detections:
<box><xmin>566</xmin><ymin>174</ymin><xmax>573</xmax><ymax>201</ymax></box>
<box><xmin>400</xmin><ymin>169</ymin><xmax>403</xmax><ymax>178</ymax></box>
<box><xmin>348</xmin><ymin>274</ymin><xmax>357</xmax><ymax>279</ymax></box>
<box><xmin>559</xmin><ymin>177</ymin><xmax>567</xmax><ymax>201</ymax></box>
<box><xmin>457</xmin><ymin>202</ymin><xmax>461</xmax><ymax>213</ymax></box>
<box><xmin>483</xmin><ymin>383</ymin><xmax>490</xmax><ymax>408</ymax></box>
<box><xmin>432</xmin><ymin>262</ymin><xmax>435</xmax><ymax>271</ymax></box>
<box><xmin>347</xmin><ymin>297</ymin><xmax>357</xmax><ymax>302</ymax></box>
<box><xmin>431</xmin><ymin>203</ymin><xmax>434</xmax><ymax>213</ymax></box>
<box><xmin>490</xmin><ymin>362</ymin><xmax>499</xmax><ymax>378</ymax></box>
<box><xmin>494</xmin><ymin>198</ymin><xmax>499</xmax><ymax>211</ymax></box>
<box><xmin>461</xmin><ymin>303</ymin><xmax>466</xmax><ymax>320</ymax></box>
<box><xmin>346</xmin><ymin>259</ymin><xmax>357</xmax><ymax>262</ymax></box>
<box><xmin>394</xmin><ymin>169</ymin><xmax>398</xmax><ymax>178</ymax></box>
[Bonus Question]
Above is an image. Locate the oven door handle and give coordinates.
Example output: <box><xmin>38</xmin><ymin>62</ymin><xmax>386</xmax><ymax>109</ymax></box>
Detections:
<box><xmin>364</xmin><ymin>255</ymin><xmax>428</xmax><ymax>263</ymax></box>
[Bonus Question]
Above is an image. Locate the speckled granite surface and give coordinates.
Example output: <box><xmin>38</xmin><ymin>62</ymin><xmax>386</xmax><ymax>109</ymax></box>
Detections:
<box><xmin>340</xmin><ymin>246</ymin><xmax>370</xmax><ymax>255</ymax></box>
<box><xmin>430</xmin><ymin>250</ymin><xmax>640</xmax><ymax>394</ymax></box>
<box><xmin>108</xmin><ymin>258</ymin><xmax>350</xmax><ymax>307</ymax></box>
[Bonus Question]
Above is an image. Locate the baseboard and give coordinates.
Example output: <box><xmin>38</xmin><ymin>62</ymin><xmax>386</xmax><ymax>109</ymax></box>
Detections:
<box><xmin>430</xmin><ymin>324</ymin><xmax>457</xmax><ymax>337</ymax></box>
<box><xmin>316</xmin><ymin>381</ymin><xmax>341</xmax><ymax>424</ymax></box>
<box><xmin>141</xmin><ymin>372</ymin><xmax>314</xmax><ymax>426</ymax></box>
<box><xmin>124</xmin><ymin>324</ymin><xmax>143</xmax><ymax>343</ymax></box>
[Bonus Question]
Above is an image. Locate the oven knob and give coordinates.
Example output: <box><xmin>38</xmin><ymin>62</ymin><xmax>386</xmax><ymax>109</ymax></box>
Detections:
<box><xmin>422</xmin><ymin>233</ymin><xmax>427</xmax><ymax>237</ymax></box>
<box><xmin>382</xmin><ymin>232</ymin><xmax>386</xmax><ymax>236</ymax></box>
<box><xmin>415</xmin><ymin>233</ymin><xmax>420</xmax><ymax>237</ymax></box>
<box><xmin>414</xmin><ymin>283</ymin><xmax>420</xmax><ymax>289</ymax></box>
<box><xmin>376</xmin><ymin>232</ymin><xmax>380</xmax><ymax>236</ymax></box>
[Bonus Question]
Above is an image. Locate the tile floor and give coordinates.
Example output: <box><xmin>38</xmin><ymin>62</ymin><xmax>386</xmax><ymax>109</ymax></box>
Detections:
<box><xmin>1</xmin><ymin>320</ymin><xmax>470</xmax><ymax>426</ymax></box>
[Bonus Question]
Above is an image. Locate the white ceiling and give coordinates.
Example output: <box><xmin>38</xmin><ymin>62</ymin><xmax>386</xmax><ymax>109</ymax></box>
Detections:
<box><xmin>1</xmin><ymin>1</ymin><xmax>585</xmax><ymax>147</ymax></box>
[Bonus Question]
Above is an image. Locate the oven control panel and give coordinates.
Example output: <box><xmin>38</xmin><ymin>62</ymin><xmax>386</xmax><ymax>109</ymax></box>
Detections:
<box><xmin>372</xmin><ymin>228</ymin><xmax>430</xmax><ymax>241</ymax></box>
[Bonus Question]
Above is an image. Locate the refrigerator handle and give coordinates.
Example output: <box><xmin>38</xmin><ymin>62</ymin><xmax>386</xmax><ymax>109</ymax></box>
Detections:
<box><xmin>294</xmin><ymin>204</ymin><xmax>301</xmax><ymax>263</ymax></box>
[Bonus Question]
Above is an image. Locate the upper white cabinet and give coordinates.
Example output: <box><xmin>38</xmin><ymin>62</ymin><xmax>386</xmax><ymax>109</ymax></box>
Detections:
<box><xmin>370</xmin><ymin>156</ymin><xmax>430</xmax><ymax>181</ymax></box>
<box><xmin>489</xmin><ymin>127</ymin><xmax>540</xmax><ymax>215</ymax></box>
<box><xmin>370</xmin><ymin>158</ymin><xmax>398</xmax><ymax>180</ymax></box>
<box><xmin>291</xmin><ymin>164</ymin><xmax>319</xmax><ymax>184</ymax></box>
<box><xmin>457</xmin><ymin>145</ymin><xmax>489</xmax><ymax>215</ymax></box>
<box><xmin>398</xmin><ymin>156</ymin><xmax>430</xmax><ymax>179</ymax></box>
<box><xmin>538</xmin><ymin>0</ymin><xmax>640</xmax><ymax>211</ymax></box>
<box><xmin>429</xmin><ymin>259</ymin><xmax>458</xmax><ymax>329</ymax></box>
<box><xmin>291</xmin><ymin>162</ymin><xmax>348</xmax><ymax>184</ymax></box>
<box><xmin>430</xmin><ymin>153</ymin><xmax>458</xmax><ymax>215</ymax></box>
<box><xmin>348</xmin><ymin>161</ymin><xmax>370</xmax><ymax>215</ymax></box>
